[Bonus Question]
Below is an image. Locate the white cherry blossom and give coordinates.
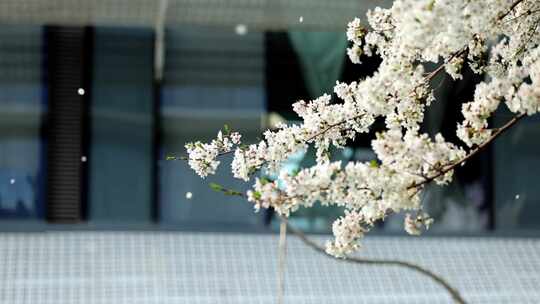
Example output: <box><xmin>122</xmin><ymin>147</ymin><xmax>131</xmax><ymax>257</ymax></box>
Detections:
<box><xmin>185</xmin><ymin>0</ymin><xmax>540</xmax><ymax>258</ymax></box>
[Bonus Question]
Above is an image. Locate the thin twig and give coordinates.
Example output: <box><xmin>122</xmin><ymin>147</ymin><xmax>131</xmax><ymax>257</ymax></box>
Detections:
<box><xmin>512</xmin><ymin>17</ymin><xmax>540</xmax><ymax>59</ymax></box>
<box><xmin>497</xmin><ymin>0</ymin><xmax>527</xmax><ymax>21</ymax></box>
<box><xmin>424</xmin><ymin>48</ymin><xmax>468</xmax><ymax>81</ymax></box>
<box><xmin>503</xmin><ymin>8</ymin><xmax>540</xmax><ymax>24</ymax></box>
<box><xmin>285</xmin><ymin>221</ymin><xmax>467</xmax><ymax>304</ymax></box>
<box><xmin>208</xmin><ymin>186</ymin><xmax>468</xmax><ymax>301</ymax></box>
<box><xmin>304</xmin><ymin>114</ymin><xmax>366</xmax><ymax>143</ymax></box>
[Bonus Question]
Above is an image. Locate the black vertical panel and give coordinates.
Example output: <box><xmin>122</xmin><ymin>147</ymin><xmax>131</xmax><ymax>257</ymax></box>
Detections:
<box><xmin>81</xmin><ymin>28</ymin><xmax>94</xmax><ymax>220</ymax></box>
<box><xmin>45</xmin><ymin>26</ymin><xmax>92</xmax><ymax>223</ymax></box>
<box><xmin>264</xmin><ymin>32</ymin><xmax>309</xmax><ymax>119</ymax></box>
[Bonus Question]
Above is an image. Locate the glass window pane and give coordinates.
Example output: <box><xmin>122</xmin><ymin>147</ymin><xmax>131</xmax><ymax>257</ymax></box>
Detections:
<box><xmin>159</xmin><ymin>28</ymin><xmax>266</xmax><ymax>230</ymax></box>
<box><xmin>0</xmin><ymin>25</ymin><xmax>45</xmax><ymax>220</ymax></box>
<box><xmin>494</xmin><ymin>112</ymin><xmax>540</xmax><ymax>230</ymax></box>
<box><xmin>88</xmin><ymin>27</ymin><xmax>154</xmax><ymax>222</ymax></box>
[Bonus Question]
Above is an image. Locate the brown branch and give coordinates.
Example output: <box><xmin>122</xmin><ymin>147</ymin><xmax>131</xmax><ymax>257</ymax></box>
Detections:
<box><xmin>166</xmin><ymin>149</ymin><xmax>234</xmax><ymax>161</ymax></box>
<box><xmin>304</xmin><ymin>114</ymin><xmax>366</xmax><ymax>143</ymax></box>
<box><xmin>424</xmin><ymin>48</ymin><xmax>469</xmax><ymax>81</ymax></box>
<box><xmin>285</xmin><ymin>221</ymin><xmax>467</xmax><ymax>304</ymax></box>
<box><xmin>209</xmin><ymin>185</ymin><xmax>467</xmax><ymax>301</ymax></box>
<box><xmin>513</xmin><ymin>17</ymin><xmax>540</xmax><ymax>59</ymax></box>
<box><xmin>503</xmin><ymin>8</ymin><xmax>540</xmax><ymax>23</ymax></box>
<box><xmin>409</xmin><ymin>113</ymin><xmax>526</xmax><ymax>190</ymax></box>
<box><xmin>497</xmin><ymin>0</ymin><xmax>527</xmax><ymax>21</ymax></box>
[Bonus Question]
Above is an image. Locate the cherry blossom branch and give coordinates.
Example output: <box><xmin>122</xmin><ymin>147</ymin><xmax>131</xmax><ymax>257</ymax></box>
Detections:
<box><xmin>198</xmin><ymin>113</ymin><xmax>523</xmax><ymax>303</ymax></box>
<box><xmin>258</xmin><ymin>0</ymin><xmax>530</xmax><ymax>163</ymax></box>
<box><xmin>201</xmin><ymin>97</ymin><xmax>529</xmax><ymax>304</ymax></box>
<box><xmin>201</xmin><ymin>113</ymin><xmax>528</xmax><ymax>242</ymax></box>
<box><xmin>178</xmin><ymin>1</ymin><xmax>540</xmax><ymax>302</ymax></box>
<box><xmin>302</xmin><ymin>48</ymin><xmax>466</xmax><ymax>146</ymax></box>
<box><xmin>177</xmin><ymin>16</ymin><xmax>510</xmax><ymax>169</ymax></box>
<box><xmin>169</xmin><ymin>113</ymin><xmax>364</xmax><ymax>165</ymax></box>
<box><xmin>410</xmin><ymin>113</ymin><xmax>526</xmax><ymax>190</ymax></box>
<box><xmin>285</xmin><ymin>220</ymin><xmax>467</xmax><ymax>304</ymax></box>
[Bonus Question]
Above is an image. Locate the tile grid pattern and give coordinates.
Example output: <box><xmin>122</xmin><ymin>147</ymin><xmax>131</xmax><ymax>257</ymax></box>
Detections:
<box><xmin>1</xmin><ymin>232</ymin><xmax>539</xmax><ymax>303</ymax></box>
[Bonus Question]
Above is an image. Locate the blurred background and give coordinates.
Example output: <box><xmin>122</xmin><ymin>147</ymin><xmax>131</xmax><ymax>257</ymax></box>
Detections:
<box><xmin>0</xmin><ymin>0</ymin><xmax>539</xmax><ymax>234</ymax></box>
<box><xmin>0</xmin><ymin>1</ymin><xmax>539</xmax><ymax>303</ymax></box>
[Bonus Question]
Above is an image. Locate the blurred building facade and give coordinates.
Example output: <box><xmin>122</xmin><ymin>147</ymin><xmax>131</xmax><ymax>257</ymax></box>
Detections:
<box><xmin>0</xmin><ymin>1</ymin><xmax>539</xmax><ymax>234</ymax></box>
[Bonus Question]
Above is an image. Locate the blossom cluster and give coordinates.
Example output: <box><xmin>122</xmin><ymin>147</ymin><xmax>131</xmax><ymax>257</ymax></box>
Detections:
<box><xmin>326</xmin><ymin>210</ymin><xmax>367</xmax><ymax>258</ymax></box>
<box><xmin>185</xmin><ymin>130</ymin><xmax>241</xmax><ymax>178</ymax></box>
<box><xmin>458</xmin><ymin>45</ymin><xmax>540</xmax><ymax>146</ymax></box>
<box><xmin>186</xmin><ymin>0</ymin><xmax>540</xmax><ymax>258</ymax></box>
<box><xmin>372</xmin><ymin>130</ymin><xmax>466</xmax><ymax>185</ymax></box>
<box><xmin>404</xmin><ymin>212</ymin><xmax>434</xmax><ymax>236</ymax></box>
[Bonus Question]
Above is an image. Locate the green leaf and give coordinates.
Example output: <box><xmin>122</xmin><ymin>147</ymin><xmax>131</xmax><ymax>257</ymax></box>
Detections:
<box><xmin>248</xmin><ymin>167</ymin><xmax>259</xmax><ymax>175</ymax></box>
<box><xmin>426</xmin><ymin>0</ymin><xmax>435</xmax><ymax>11</ymax></box>
<box><xmin>260</xmin><ymin>177</ymin><xmax>271</xmax><ymax>185</ymax></box>
<box><xmin>209</xmin><ymin>183</ymin><xmax>224</xmax><ymax>191</ymax></box>
<box><xmin>369</xmin><ymin>159</ymin><xmax>379</xmax><ymax>168</ymax></box>
<box><xmin>253</xmin><ymin>191</ymin><xmax>262</xmax><ymax>200</ymax></box>
<box><xmin>225</xmin><ymin>190</ymin><xmax>243</xmax><ymax>196</ymax></box>
<box><xmin>223</xmin><ymin>124</ymin><xmax>231</xmax><ymax>135</ymax></box>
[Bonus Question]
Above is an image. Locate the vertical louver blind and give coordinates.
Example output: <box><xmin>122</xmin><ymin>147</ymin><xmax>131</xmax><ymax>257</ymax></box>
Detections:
<box><xmin>45</xmin><ymin>26</ymin><xmax>91</xmax><ymax>222</ymax></box>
